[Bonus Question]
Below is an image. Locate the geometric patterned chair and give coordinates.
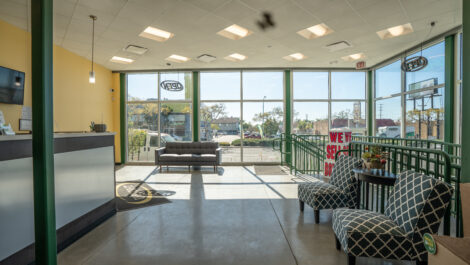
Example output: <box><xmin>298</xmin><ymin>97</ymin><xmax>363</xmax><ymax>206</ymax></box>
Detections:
<box><xmin>332</xmin><ymin>170</ymin><xmax>454</xmax><ymax>265</ymax></box>
<box><xmin>298</xmin><ymin>155</ymin><xmax>362</xmax><ymax>224</ymax></box>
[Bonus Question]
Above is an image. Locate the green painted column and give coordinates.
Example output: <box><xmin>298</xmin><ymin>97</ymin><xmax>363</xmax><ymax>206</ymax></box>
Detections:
<box><xmin>192</xmin><ymin>71</ymin><xmax>199</xmax><ymax>142</ymax></box>
<box><xmin>120</xmin><ymin>73</ymin><xmax>126</xmax><ymax>164</ymax></box>
<box><xmin>462</xmin><ymin>0</ymin><xmax>470</xmax><ymax>183</ymax></box>
<box><xmin>444</xmin><ymin>35</ymin><xmax>455</xmax><ymax>147</ymax></box>
<box><xmin>285</xmin><ymin>70</ymin><xmax>292</xmax><ymax>165</ymax></box>
<box><xmin>31</xmin><ymin>0</ymin><xmax>57</xmax><ymax>264</ymax></box>
<box><xmin>367</xmin><ymin>70</ymin><xmax>373</xmax><ymax>136</ymax></box>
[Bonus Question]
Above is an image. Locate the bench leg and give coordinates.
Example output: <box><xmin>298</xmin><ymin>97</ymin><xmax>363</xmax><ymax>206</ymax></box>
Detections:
<box><xmin>299</xmin><ymin>201</ymin><xmax>304</xmax><ymax>212</ymax></box>
<box><xmin>314</xmin><ymin>209</ymin><xmax>320</xmax><ymax>224</ymax></box>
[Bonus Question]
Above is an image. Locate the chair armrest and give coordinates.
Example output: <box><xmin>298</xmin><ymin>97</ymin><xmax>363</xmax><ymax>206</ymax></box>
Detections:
<box><xmin>155</xmin><ymin>147</ymin><xmax>166</xmax><ymax>164</ymax></box>
<box><xmin>215</xmin><ymin>148</ymin><xmax>222</xmax><ymax>165</ymax></box>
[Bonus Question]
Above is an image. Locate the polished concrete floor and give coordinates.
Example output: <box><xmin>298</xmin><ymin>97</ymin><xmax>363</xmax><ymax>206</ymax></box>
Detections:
<box><xmin>58</xmin><ymin>166</ymin><xmax>410</xmax><ymax>265</ymax></box>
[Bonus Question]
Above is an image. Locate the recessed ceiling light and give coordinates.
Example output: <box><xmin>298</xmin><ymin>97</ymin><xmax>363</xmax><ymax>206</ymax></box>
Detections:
<box><xmin>283</xmin><ymin>53</ymin><xmax>306</xmax><ymax>61</ymax></box>
<box><xmin>341</xmin><ymin>53</ymin><xmax>365</xmax><ymax>62</ymax></box>
<box><xmin>166</xmin><ymin>54</ymin><xmax>190</xmax><ymax>63</ymax></box>
<box><xmin>217</xmin><ymin>24</ymin><xmax>252</xmax><ymax>40</ymax></box>
<box><xmin>297</xmin><ymin>23</ymin><xmax>333</xmax><ymax>39</ymax></box>
<box><xmin>376</xmin><ymin>23</ymin><xmax>413</xmax><ymax>39</ymax></box>
<box><xmin>139</xmin><ymin>26</ymin><xmax>174</xmax><ymax>42</ymax></box>
<box><xmin>110</xmin><ymin>56</ymin><xmax>134</xmax><ymax>64</ymax></box>
<box><xmin>224</xmin><ymin>53</ymin><xmax>246</xmax><ymax>62</ymax></box>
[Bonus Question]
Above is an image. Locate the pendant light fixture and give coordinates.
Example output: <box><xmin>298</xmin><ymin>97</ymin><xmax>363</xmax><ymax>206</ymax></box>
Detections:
<box><xmin>89</xmin><ymin>15</ymin><xmax>97</xmax><ymax>83</ymax></box>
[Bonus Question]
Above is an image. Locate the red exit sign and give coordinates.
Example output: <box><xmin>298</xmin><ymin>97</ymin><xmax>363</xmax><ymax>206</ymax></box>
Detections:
<box><xmin>356</xmin><ymin>61</ymin><xmax>366</xmax><ymax>69</ymax></box>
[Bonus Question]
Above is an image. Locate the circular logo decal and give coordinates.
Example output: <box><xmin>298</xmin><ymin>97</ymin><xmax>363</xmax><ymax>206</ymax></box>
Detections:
<box><xmin>423</xmin><ymin>233</ymin><xmax>437</xmax><ymax>255</ymax></box>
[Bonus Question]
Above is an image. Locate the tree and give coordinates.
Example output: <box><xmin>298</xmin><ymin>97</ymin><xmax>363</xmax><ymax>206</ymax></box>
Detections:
<box><xmin>333</xmin><ymin>109</ymin><xmax>351</xmax><ymax>119</ymax></box>
<box><xmin>200</xmin><ymin>103</ymin><xmax>227</xmax><ymax>140</ymax></box>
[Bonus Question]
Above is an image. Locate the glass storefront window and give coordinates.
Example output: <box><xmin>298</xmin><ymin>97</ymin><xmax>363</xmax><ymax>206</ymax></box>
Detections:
<box><xmin>331</xmin><ymin>102</ymin><xmax>366</xmax><ymax>135</ymax></box>
<box><xmin>243</xmin><ymin>71</ymin><xmax>283</xmax><ymax>100</ymax></box>
<box><xmin>293</xmin><ymin>102</ymin><xmax>328</xmax><ymax>135</ymax></box>
<box><xmin>127</xmin><ymin>73</ymin><xmax>158</xmax><ymax>101</ymax></box>
<box><xmin>331</xmin><ymin>72</ymin><xmax>366</xmax><ymax>99</ymax></box>
<box><xmin>406</xmin><ymin>42</ymin><xmax>445</xmax><ymax>91</ymax></box>
<box><xmin>243</xmin><ymin>102</ymin><xmax>283</xmax><ymax>162</ymax></box>
<box><xmin>375</xmin><ymin>60</ymin><xmax>401</xmax><ymax>98</ymax></box>
<box><xmin>405</xmin><ymin>88</ymin><xmax>444</xmax><ymax>140</ymax></box>
<box><xmin>293</xmin><ymin>72</ymin><xmax>328</xmax><ymax>99</ymax></box>
<box><xmin>160</xmin><ymin>103</ymin><xmax>192</xmax><ymax>142</ymax></box>
<box><xmin>160</xmin><ymin>72</ymin><xmax>192</xmax><ymax>101</ymax></box>
<box><xmin>127</xmin><ymin>103</ymin><xmax>159</xmax><ymax>162</ymax></box>
<box><xmin>200</xmin><ymin>102</ymin><xmax>241</xmax><ymax>163</ymax></box>
<box><xmin>200</xmin><ymin>72</ymin><xmax>240</xmax><ymax>100</ymax></box>
<box><xmin>375</xmin><ymin>97</ymin><xmax>402</xmax><ymax>137</ymax></box>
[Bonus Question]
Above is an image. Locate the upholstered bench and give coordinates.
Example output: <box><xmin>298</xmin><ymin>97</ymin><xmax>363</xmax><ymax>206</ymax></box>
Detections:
<box><xmin>155</xmin><ymin>142</ymin><xmax>222</xmax><ymax>172</ymax></box>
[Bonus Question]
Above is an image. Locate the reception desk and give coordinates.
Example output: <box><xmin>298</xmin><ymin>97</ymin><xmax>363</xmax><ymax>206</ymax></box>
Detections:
<box><xmin>0</xmin><ymin>133</ymin><xmax>116</xmax><ymax>264</ymax></box>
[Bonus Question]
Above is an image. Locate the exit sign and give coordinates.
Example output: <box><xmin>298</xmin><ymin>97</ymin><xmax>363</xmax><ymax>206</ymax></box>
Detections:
<box><xmin>356</xmin><ymin>61</ymin><xmax>366</xmax><ymax>69</ymax></box>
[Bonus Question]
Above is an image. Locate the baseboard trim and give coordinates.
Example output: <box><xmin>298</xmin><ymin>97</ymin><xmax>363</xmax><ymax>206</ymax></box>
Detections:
<box><xmin>0</xmin><ymin>199</ymin><xmax>116</xmax><ymax>265</ymax></box>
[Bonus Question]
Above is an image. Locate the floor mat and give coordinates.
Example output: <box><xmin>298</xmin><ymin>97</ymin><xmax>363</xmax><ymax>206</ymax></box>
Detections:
<box><xmin>116</xmin><ymin>181</ymin><xmax>172</xmax><ymax>211</ymax></box>
<box><xmin>254</xmin><ymin>165</ymin><xmax>288</xmax><ymax>175</ymax></box>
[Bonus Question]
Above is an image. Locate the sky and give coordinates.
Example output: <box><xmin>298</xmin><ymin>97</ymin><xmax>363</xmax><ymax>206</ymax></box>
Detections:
<box><xmin>127</xmin><ymin>41</ymin><xmax>444</xmax><ymax>130</ymax></box>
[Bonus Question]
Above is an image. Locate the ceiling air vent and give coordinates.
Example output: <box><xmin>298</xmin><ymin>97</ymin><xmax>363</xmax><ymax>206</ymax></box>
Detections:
<box><xmin>197</xmin><ymin>54</ymin><xmax>217</xmax><ymax>63</ymax></box>
<box><xmin>124</xmin><ymin>45</ymin><xmax>148</xmax><ymax>55</ymax></box>
<box><xmin>324</xmin><ymin>41</ymin><xmax>351</xmax><ymax>52</ymax></box>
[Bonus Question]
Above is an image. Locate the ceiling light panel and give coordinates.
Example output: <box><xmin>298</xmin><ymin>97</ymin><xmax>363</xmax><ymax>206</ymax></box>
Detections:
<box><xmin>139</xmin><ymin>26</ymin><xmax>174</xmax><ymax>42</ymax></box>
<box><xmin>110</xmin><ymin>56</ymin><xmax>134</xmax><ymax>64</ymax></box>
<box><xmin>376</xmin><ymin>23</ymin><xmax>413</xmax><ymax>40</ymax></box>
<box><xmin>297</xmin><ymin>23</ymin><xmax>334</xmax><ymax>40</ymax></box>
<box><xmin>166</xmin><ymin>54</ymin><xmax>190</xmax><ymax>63</ymax></box>
<box><xmin>224</xmin><ymin>53</ymin><xmax>246</xmax><ymax>62</ymax></box>
<box><xmin>283</xmin><ymin>53</ymin><xmax>306</xmax><ymax>61</ymax></box>
<box><xmin>217</xmin><ymin>24</ymin><xmax>252</xmax><ymax>40</ymax></box>
<box><xmin>341</xmin><ymin>53</ymin><xmax>365</xmax><ymax>62</ymax></box>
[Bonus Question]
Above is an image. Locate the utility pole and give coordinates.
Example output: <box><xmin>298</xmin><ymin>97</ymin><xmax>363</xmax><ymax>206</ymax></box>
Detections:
<box><xmin>262</xmin><ymin>95</ymin><xmax>266</xmax><ymax>137</ymax></box>
<box><xmin>378</xmin><ymin>103</ymin><xmax>383</xmax><ymax>119</ymax></box>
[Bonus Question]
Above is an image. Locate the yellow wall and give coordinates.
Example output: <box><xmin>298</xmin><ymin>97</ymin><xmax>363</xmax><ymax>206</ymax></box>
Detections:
<box><xmin>0</xmin><ymin>19</ymin><xmax>121</xmax><ymax>162</ymax></box>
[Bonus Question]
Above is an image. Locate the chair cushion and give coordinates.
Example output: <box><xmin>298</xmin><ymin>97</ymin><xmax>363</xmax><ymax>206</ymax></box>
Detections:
<box><xmin>333</xmin><ymin>208</ymin><xmax>413</xmax><ymax>260</ymax></box>
<box><xmin>384</xmin><ymin>170</ymin><xmax>454</xmax><ymax>261</ymax></box>
<box><xmin>329</xmin><ymin>156</ymin><xmax>362</xmax><ymax>199</ymax></box>
<box><xmin>159</xmin><ymin>154</ymin><xmax>192</xmax><ymax>162</ymax></box>
<box><xmin>159</xmin><ymin>153</ymin><xmax>217</xmax><ymax>162</ymax></box>
<box><xmin>298</xmin><ymin>181</ymin><xmax>349</xmax><ymax>210</ymax></box>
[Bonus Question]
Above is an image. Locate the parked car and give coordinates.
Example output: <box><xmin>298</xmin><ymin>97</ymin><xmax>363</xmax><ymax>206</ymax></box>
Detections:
<box><xmin>377</xmin><ymin>126</ymin><xmax>415</xmax><ymax>138</ymax></box>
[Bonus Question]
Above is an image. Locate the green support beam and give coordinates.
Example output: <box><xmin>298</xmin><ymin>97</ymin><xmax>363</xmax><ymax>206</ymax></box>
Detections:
<box><xmin>444</xmin><ymin>35</ymin><xmax>455</xmax><ymax>147</ymax></box>
<box><xmin>462</xmin><ymin>0</ymin><xmax>470</xmax><ymax>183</ymax></box>
<box><xmin>120</xmin><ymin>73</ymin><xmax>126</xmax><ymax>164</ymax></box>
<box><xmin>367</xmin><ymin>70</ymin><xmax>373</xmax><ymax>136</ymax></box>
<box><xmin>192</xmin><ymin>71</ymin><xmax>199</xmax><ymax>142</ymax></box>
<box><xmin>285</xmin><ymin>70</ymin><xmax>292</xmax><ymax>165</ymax></box>
<box><xmin>31</xmin><ymin>0</ymin><xmax>57</xmax><ymax>264</ymax></box>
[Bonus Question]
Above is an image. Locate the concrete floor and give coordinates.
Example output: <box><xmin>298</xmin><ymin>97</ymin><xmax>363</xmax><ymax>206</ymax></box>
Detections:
<box><xmin>58</xmin><ymin>166</ymin><xmax>410</xmax><ymax>265</ymax></box>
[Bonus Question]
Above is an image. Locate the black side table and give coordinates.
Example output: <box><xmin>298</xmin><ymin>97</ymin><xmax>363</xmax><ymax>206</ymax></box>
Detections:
<box><xmin>352</xmin><ymin>168</ymin><xmax>398</xmax><ymax>213</ymax></box>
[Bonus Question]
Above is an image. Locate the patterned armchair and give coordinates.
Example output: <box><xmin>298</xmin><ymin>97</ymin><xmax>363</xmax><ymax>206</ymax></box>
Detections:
<box><xmin>332</xmin><ymin>170</ymin><xmax>454</xmax><ymax>265</ymax></box>
<box><xmin>298</xmin><ymin>156</ymin><xmax>362</xmax><ymax>223</ymax></box>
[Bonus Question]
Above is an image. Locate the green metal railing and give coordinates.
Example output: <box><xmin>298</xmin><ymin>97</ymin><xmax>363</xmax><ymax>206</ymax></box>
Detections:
<box><xmin>275</xmin><ymin>134</ymin><xmax>462</xmax><ymax>237</ymax></box>
<box><xmin>274</xmin><ymin>134</ymin><xmax>325</xmax><ymax>176</ymax></box>
<box><xmin>337</xmin><ymin>141</ymin><xmax>461</xmax><ymax>237</ymax></box>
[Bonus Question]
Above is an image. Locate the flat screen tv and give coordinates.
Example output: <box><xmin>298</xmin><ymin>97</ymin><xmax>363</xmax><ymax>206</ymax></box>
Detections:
<box><xmin>0</xmin><ymin>66</ymin><xmax>25</xmax><ymax>105</ymax></box>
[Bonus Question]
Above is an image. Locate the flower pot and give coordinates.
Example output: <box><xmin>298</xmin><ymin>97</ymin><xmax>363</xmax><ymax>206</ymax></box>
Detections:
<box><xmin>363</xmin><ymin>160</ymin><xmax>384</xmax><ymax>169</ymax></box>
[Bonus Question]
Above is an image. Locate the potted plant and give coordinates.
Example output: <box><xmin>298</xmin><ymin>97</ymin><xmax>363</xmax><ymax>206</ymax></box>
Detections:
<box><xmin>362</xmin><ymin>146</ymin><xmax>388</xmax><ymax>170</ymax></box>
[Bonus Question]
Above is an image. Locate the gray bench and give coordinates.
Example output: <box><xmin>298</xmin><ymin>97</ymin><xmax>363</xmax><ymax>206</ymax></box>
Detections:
<box><xmin>155</xmin><ymin>142</ymin><xmax>222</xmax><ymax>172</ymax></box>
